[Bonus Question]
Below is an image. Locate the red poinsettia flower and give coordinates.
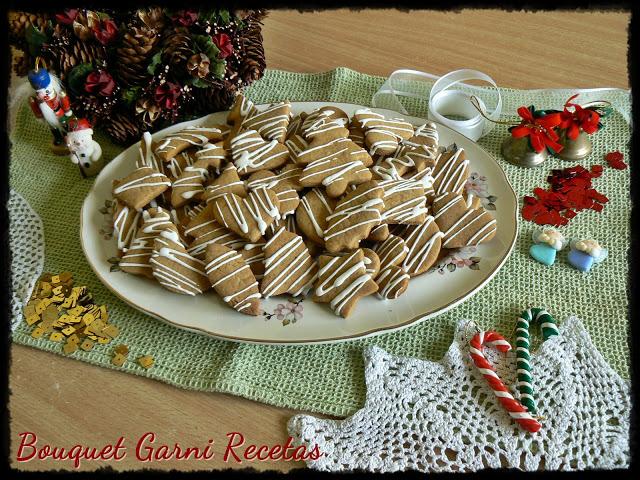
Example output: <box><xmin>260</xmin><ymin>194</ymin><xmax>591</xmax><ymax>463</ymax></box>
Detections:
<box><xmin>92</xmin><ymin>18</ymin><xmax>118</xmax><ymax>45</ymax></box>
<box><xmin>55</xmin><ymin>9</ymin><xmax>79</xmax><ymax>25</ymax></box>
<box><xmin>155</xmin><ymin>82</ymin><xmax>182</xmax><ymax>110</ymax></box>
<box><xmin>172</xmin><ymin>10</ymin><xmax>198</xmax><ymax>27</ymax></box>
<box><xmin>510</xmin><ymin>107</ymin><xmax>563</xmax><ymax>153</ymax></box>
<box><xmin>558</xmin><ymin>94</ymin><xmax>601</xmax><ymax>140</ymax></box>
<box><xmin>212</xmin><ymin>33</ymin><xmax>234</xmax><ymax>59</ymax></box>
<box><xmin>84</xmin><ymin>70</ymin><xmax>116</xmax><ymax>96</ymax></box>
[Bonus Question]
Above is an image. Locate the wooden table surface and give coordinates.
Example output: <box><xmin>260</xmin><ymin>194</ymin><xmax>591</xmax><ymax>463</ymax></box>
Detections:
<box><xmin>10</xmin><ymin>8</ymin><xmax>629</xmax><ymax>472</ymax></box>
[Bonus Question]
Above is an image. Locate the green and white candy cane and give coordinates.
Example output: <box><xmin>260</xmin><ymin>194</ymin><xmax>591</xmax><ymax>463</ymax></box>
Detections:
<box><xmin>515</xmin><ymin>308</ymin><xmax>559</xmax><ymax>415</ymax></box>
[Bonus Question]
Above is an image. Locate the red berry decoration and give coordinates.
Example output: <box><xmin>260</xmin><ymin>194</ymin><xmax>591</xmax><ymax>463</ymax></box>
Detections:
<box><xmin>605</xmin><ymin>151</ymin><xmax>627</xmax><ymax>170</ymax></box>
<box><xmin>521</xmin><ymin>165</ymin><xmax>608</xmax><ymax>226</ymax></box>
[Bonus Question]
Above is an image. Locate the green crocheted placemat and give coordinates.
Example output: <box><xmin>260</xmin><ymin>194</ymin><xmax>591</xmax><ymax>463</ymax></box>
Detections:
<box><xmin>9</xmin><ymin>68</ymin><xmax>631</xmax><ymax>416</ymax></box>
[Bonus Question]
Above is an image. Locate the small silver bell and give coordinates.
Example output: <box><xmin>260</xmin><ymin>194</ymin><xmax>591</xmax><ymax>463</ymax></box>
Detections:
<box><xmin>555</xmin><ymin>129</ymin><xmax>593</xmax><ymax>161</ymax></box>
<box><xmin>500</xmin><ymin>136</ymin><xmax>548</xmax><ymax>168</ymax></box>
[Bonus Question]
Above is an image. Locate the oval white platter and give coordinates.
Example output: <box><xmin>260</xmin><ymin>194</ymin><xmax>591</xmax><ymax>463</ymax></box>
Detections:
<box><xmin>81</xmin><ymin>101</ymin><xmax>518</xmax><ymax>345</ymax></box>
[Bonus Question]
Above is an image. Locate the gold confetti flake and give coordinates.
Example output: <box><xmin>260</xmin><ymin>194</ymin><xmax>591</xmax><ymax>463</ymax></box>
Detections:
<box><xmin>49</xmin><ymin>332</ymin><xmax>64</xmax><ymax>342</ymax></box>
<box><xmin>114</xmin><ymin>344</ymin><xmax>129</xmax><ymax>356</ymax></box>
<box><xmin>102</xmin><ymin>324</ymin><xmax>119</xmax><ymax>339</ymax></box>
<box><xmin>26</xmin><ymin>314</ymin><xmax>40</xmax><ymax>326</ymax></box>
<box><xmin>67</xmin><ymin>334</ymin><xmax>81</xmax><ymax>345</ymax></box>
<box><xmin>80</xmin><ymin>339</ymin><xmax>94</xmax><ymax>351</ymax></box>
<box><xmin>63</xmin><ymin>341</ymin><xmax>78</xmax><ymax>355</ymax></box>
<box><xmin>31</xmin><ymin>326</ymin><xmax>44</xmax><ymax>338</ymax></box>
<box><xmin>137</xmin><ymin>355</ymin><xmax>154</xmax><ymax>369</ymax></box>
<box><xmin>97</xmin><ymin>337</ymin><xmax>111</xmax><ymax>345</ymax></box>
<box><xmin>111</xmin><ymin>353</ymin><xmax>127</xmax><ymax>367</ymax></box>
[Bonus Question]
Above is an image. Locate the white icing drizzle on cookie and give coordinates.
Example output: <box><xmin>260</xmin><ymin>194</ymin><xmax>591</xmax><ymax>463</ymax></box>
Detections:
<box><xmin>113</xmin><ymin>203</ymin><xmax>141</xmax><ymax>251</ymax></box>
<box><xmin>315</xmin><ymin>251</ymin><xmax>373</xmax><ymax>316</ymax></box>
<box><xmin>137</xmin><ymin>131</ymin><xmax>162</xmax><ymax>171</ymax></box>
<box><xmin>401</xmin><ymin>216</ymin><xmax>444</xmax><ymax>274</ymax></box>
<box><xmin>204</xmin><ymin>249</ymin><xmax>260</xmax><ymax>313</ymax></box>
<box><xmin>165</xmin><ymin>151</ymin><xmax>196</xmax><ymax>179</ymax></box>
<box><xmin>150</xmin><ymin>244</ymin><xmax>208</xmax><ymax>296</ymax></box>
<box><xmin>432</xmin><ymin>146</ymin><xmax>469</xmax><ymax>194</ymax></box>
<box><xmin>155</xmin><ymin>126</ymin><xmax>222</xmax><ymax>154</ymax></box>
<box><xmin>298</xmin><ymin>189</ymin><xmax>333</xmax><ymax>240</ymax></box>
<box><xmin>374</xmin><ymin>234</ymin><xmax>409</xmax><ymax>267</ymax></box>
<box><xmin>376</xmin><ymin>265</ymin><xmax>410</xmax><ymax>299</ymax></box>
<box><xmin>378</xmin><ymin>179</ymin><xmax>429</xmax><ymax>224</ymax></box>
<box><xmin>433</xmin><ymin>194</ymin><xmax>496</xmax><ymax>247</ymax></box>
<box><xmin>113</xmin><ymin>169</ymin><xmax>171</xmax><ymax>195</ymax></box>
<box><xmin>214</xmin><ymin>187</ymin><xmax>280</xmax><ymax>237</ymax></box>
<box><xmin>242</xmin><ymin>102</ymin><xmax>291</xmax><ymax>141</ymax></box>
<box><xmin>231</xmin><ymin>130</ymin><xmax>289</xmax><ymax>174</ymax></box>
<box><xmin>324</xmin><ymin>184</ymin><xmax>384</xmax><ymax>243</ymax></box>
<box><xmin>261</xmin><ymin>228</ymin><xmax>316</xmax><ymax>298</ymax></box>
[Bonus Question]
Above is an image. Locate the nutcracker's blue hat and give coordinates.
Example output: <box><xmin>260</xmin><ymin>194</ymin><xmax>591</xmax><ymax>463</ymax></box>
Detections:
<box><xmin>28</xmin><ymin>68</ymin><xmax>51</xmax><ymax>90</ymax></box>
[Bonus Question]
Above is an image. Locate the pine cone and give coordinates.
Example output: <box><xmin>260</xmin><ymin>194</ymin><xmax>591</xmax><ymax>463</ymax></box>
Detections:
<box><xmin>238</xmin><ymin>21</ymin><xmax>266</xmax><ymax>86</ymax></box>
<box><xmin>41</xmin><ymin>32</ymin><xmax>107</xmax><ymax>80</ymax></box>
<box><xmin>8</xmin><ymin>11</ymin><xmax>50</xmax><ymax>46</ymax></box>
<box><xmin>192</xmin><ymin>81</ymin><xmax>236</xmax><ymax>115</ymax></box>
<box><xmin>72</xmin><ymin>10</ymin><xmax>100</xmax><ymax>42</ymax></box>
<box><xmin>101</xmin><ymin>112</ymin><xmax>142</xmax><ymax>145</ymax></box>
<box><xmin>187</xmin><ymin>53</ymin><xmax>210</xmax><ymax>79</ymax></box>
<box><xmin>135</xmin><ymin>96</ymin><xmax>161</xmax><ymax>128</ymax></box>
<box><xmin>161</xmin><ymin>28</ymin><xmax>193</xmax><ymax>69</ymax></box>
<box><xmin>114</xmin><ymin>26</ymin><xmax>160</xmax><ymax>87</ymax></box>
<box><xmin>136</xmin><ymin>7</ymin><xmax>166</xmax><ymax>31</ymax></box>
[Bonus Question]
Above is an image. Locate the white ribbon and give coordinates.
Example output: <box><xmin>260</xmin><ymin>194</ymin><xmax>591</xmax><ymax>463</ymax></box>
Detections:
<box><xmin>372</xmin><ymin>69</ymin><xmax>502</xmax><ymax>141</ymax></box>
<box><xmin>372</xmin><ymin>69</ymin><xmax>632</xmax><ymax>140</ymax></box>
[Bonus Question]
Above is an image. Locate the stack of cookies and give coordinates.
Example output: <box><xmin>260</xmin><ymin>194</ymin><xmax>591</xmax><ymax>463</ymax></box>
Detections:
<box><xmin>110</xmin><ymin>96</ymin><xmax>497</xmax><ymax>318</ymax></box>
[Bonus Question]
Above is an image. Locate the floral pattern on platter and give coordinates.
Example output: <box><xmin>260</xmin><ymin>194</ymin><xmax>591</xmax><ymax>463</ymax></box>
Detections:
<box><xmin>465</xmin><ymin>172</ymin><xmax>497</xmax><ymax>211</ymax></box>
<box><xmin>99</xmin><ymin>199</ymin><xmax>116</xmax><ymax>239</ymax></box>
<box><xmin>263</xmin><ymin>299</ymin><xmax>304</xmax><ymax>326</ymax></box>
<box><xmin>431</xmin><ymin>246</ymin><xmax>482</xmax><ymax>275</ymax></box>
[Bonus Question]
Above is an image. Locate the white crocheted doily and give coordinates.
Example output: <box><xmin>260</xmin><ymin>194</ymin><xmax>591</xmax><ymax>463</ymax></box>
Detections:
<box><xmin>288</xmin><ymin>317</ymin><xmax>629</xmax><ymax>472</ymax></box>
<box><xmin>9</xmin><ymin>190</ymin><xmax>45</xmax><ymax>332</ymax></box>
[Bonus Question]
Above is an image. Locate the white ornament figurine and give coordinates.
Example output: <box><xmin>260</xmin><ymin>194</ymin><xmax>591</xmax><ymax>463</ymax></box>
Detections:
<box><xmin>65</xmin><ymin>118</ymin><xmax>104</xmax><ymax>178</ymax></box>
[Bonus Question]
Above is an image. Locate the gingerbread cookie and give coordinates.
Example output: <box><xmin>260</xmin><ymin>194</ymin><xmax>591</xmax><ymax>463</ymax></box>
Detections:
<box><xmin>295</xmin><ymin>188</ymin><xmax>336</xmax><ymax>246</ymax></box>
<box><xmin>113</xmin><ymin>200</ymin><xmax>141</xmax><ymax>254</ymax></box>
<box><xmin>379</xmin><ymin>179</ymin><xmax>428</xmax><ymax>225</ymax></box>
<box><xmin>170</xmin><ymin>159</ymin><xmax>214</xmax><ymax>208</ymax></box>
<box><xmin>376</xmin><ymin>265</ymin><xmax>410</xmax><ymax>300</ymax></box>
<box><xmin>298</xmin><ymin>136</ymin><xmax>373</xmax><ymax>197</ymax></box>
<box><xmin>119</xmin><ymin>208</ymin><xmax>178</xmax><ymax>278</ymax></box>
<box><xmin>261</xmin><ymin>227</ymin><xmax>317</xmax><ymax>298</ymax></box>
<box><xmin>136</xmin><ymin>131</ymin><xmax>162</xmax><ymax>171</ymax></box>
<box><xmin>246</xmin><ymin>165</ymin><xmax>303</xmax><ymax>217</ymax></box>
<box><xmin>431</xmin><ymin>144</ymin><xmax>469</xmax><ymax>196</ymax></box>
<box><xmin>396</xmin><ymin>122</ymin><xmax>439</xmax><ymax>158</ymax></box>
<box><xmin>241</xmin><ymin>101</ymin><xmax>291</xmax><ymax>143</ymax></box>
<box><xmin>355</xmin><ymin>109</ymin><xmax>414</xmax><ymax>156</ymax></box>
<box><xmin>113</xmin><ymin>167</ymin><xmax>171</xmax><ymax>210</ymax></box>
<box><xmin>398</xmin><ymin>216</ymin><xmax>443</xmax><ymax>277</ymax></box>
<box><xmin>202</xmin><ymin>164</ymin><xmax>246</xmax><ymax>204</ymax></box>
<box><xmin>195</xmin><ymin>142</ymin><xmax>226</xmax><ymax>174</ymax></box>
<box><xmin>324</xmin><ymin>181</ymin><xmax>385</xmax><ymax>253</ymax></box>
<box><xmin>211</xmin><ymin>187</ymin><xmax>281</xmax><ymax>242</ymax></box>
<box><xmin>313</xmin><ymin>249</ymin><xmax>378</xmax><ymax>318</ymax></box>
<box><xmin>431</xmin><ymin>192</ymin><xmax>496</xmax><ymax>248</ymax></box>
<box><xmin>302</xmin><ymin>108</ymin><xmax>350</xmax><ymax>142</ymax></box>
<box><xmin>204</xmin><ymin>243</ymin><xmax>261</xmax><ymax>315</ymax></box>
<box><xmin>187</xmin><ymin>219</ymin><xmax>247</xmax><ymax>260</ymax></box>
<box><xmin>231</xmin><ymin>129</ymin><xmax>290</xmax><ymax>175</ymax></box>
<box><xmin>373</xmin><ymin>234</ymin><xmax>409</xmax><ymax>267</ymax></box>
<box><xmin>227</xmin><ymin>94</ymin><xmax>257</xmax><ymax>126</ymax></box>
<box><xmin>362</xmin><ymin>248</ymin><xmax>381</xmax><ymax>278</ymax></box>
<box><xmin>367</xmin><ymin>223</ymin><xmax>390</xmax><ymax>242</ymax></box>
<box><xmin>154</xmin><ymin>126</ymin><xmax>223</xmax><ymax>161</ymax></box>
<box><xmin>240</xmin><ymin>242</ymin><xmax>266</xmax><ymax>280</ymax></box>
<box><xmin>162</xmin><ymin>149</ymin><xmax>198</xmax><ymax>181</ymax></box>
<box><xmin>372</xmin><ymin>154</ymin><xmax>415</xmax><ymax>181</ymax></box>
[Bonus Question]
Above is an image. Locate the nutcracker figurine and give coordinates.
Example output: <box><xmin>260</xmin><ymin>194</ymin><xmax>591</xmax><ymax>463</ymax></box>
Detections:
<box><xmin>27</xmin><ymin>60</ymin><xmax>74</xmax><ymax>155</ymax></box>
<box><xmin>65</xmin><ymin>118</ymin><xmax>104</xmax><ymax>178</ymax></box>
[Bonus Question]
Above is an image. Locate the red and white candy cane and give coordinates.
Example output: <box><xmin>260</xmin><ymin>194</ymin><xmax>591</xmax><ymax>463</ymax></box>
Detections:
<box><xmin>469</xmin><ymin>331</ymin><xmax>542</xmax><ymax>433</ymax></box>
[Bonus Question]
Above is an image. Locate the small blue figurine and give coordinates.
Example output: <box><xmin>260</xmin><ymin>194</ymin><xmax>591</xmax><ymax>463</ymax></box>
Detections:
<box><xmin>567</xmin><ymin>239</ymin><xmax>608</xmax><ymax>272</ymax></box>
<box><xmin>529</xmin><ymin>227</ymin><xmax>567</xmax><ymax>266</ymax></box>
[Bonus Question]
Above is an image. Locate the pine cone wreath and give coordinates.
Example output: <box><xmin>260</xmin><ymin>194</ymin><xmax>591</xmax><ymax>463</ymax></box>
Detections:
<box><xmin>101</xmin><ymin>111</ymin><xmax>143</xmax><ymax>145</ymax></box>
<box><xmin>136</xmin><ymin>7</ymin><xmax>166</xmax><ymax>31</ymax></box>
<box><xmin>187</xmin><ymin>53</ymin><xmax>210</xmax><ymax>78</ymax></box>
<box><xmin>115</xmin><ymin>26</ymin><xmax>160</xmax><ymax>87</ymax></box>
